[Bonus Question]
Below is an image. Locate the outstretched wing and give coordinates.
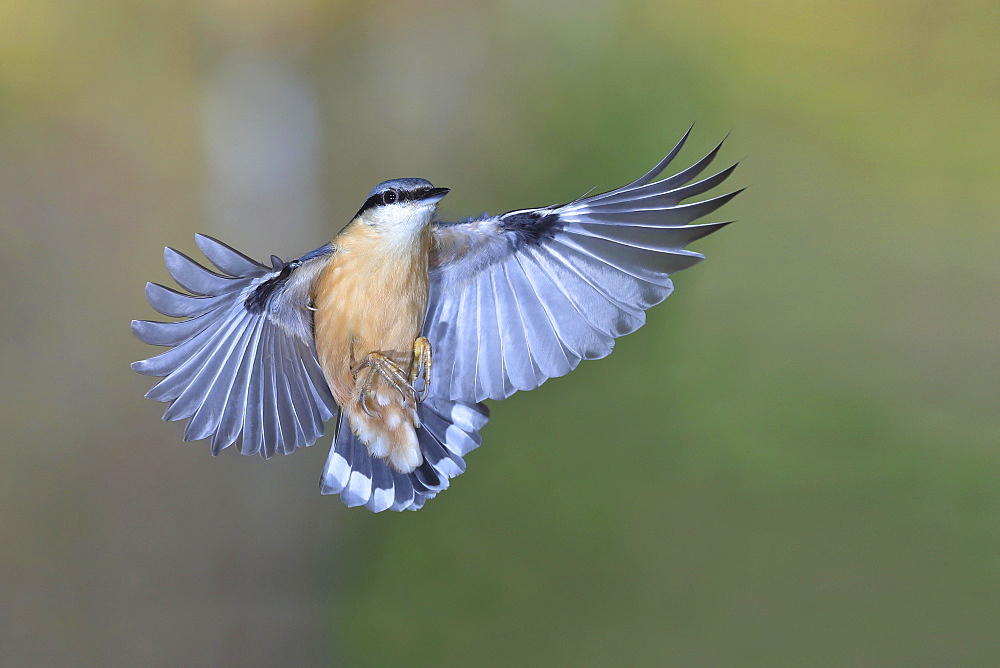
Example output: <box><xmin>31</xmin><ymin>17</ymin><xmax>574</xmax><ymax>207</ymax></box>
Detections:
<box><xmin>131</xmin><ymin>234</ymin><xmax>338</xmax><ymax>457</ymax></box>
<box><xmin>425</xmin><ymin>128</ymin><xmax>740</xmax><ymax>403</ymax></box>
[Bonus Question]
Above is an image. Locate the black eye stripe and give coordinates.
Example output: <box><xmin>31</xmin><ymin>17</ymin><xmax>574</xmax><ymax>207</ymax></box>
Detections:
<box><xmin>353</xmin><ymin>194</ymin><xmax>382</xmax><ymax>218</ymax></box>
<box><xmin>353</xmin><ymin>187</ymin><xmax>434</xmax><ymax>219</ymax></box>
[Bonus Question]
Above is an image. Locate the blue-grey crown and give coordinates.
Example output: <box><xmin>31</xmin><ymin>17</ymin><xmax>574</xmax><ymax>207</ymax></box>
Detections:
<box><xmin>367</xmin><ymin>178</ymin><xmax>434</xmax><ymax>198</ymax></box>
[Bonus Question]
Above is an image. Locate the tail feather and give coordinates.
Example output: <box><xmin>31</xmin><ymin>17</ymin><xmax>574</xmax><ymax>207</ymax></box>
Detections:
<box><xmin>320</xmin><ymin>397</ymin><xmax>489</xmax><ymax>512</ymax></box>
<box><xmin>342</xmin><ymin>436</ymin><xmax>374</xmax><ymax>508</ymax></box>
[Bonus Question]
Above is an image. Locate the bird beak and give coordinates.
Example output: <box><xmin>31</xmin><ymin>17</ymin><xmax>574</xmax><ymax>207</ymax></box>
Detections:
<box><xmin>418</xmin><ymin>187</ymin><xmax>450</xmax><ymax>203</ymax></box>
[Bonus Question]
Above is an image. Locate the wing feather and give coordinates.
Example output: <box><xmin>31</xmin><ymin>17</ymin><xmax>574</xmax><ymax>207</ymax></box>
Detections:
<box><xmin>519</xmin><ymin>248</ymin><xmax>611</xmax><ymax>360</ymax></box>
<box><xmin>154</xmin><ymin>309</ymin><xmax>254</xmax><ymax>409</ymax></box>
<box><xmin>496</xmin><ymin>262</ymin><xmax>544</xmax><ymax>390</ymax></box>
<box><xmin>185</xmin><ymin>310</ymin><xmax>258</xmax><ymax>443</ymax></box>
<box><xmin>586</xmin><ymin>164</ymin><xmax>739</xmax><ymax>211</ymax></box>
<box><xmin>241</xmin><ymin>325</ymin><xmax>266</xmax><ymax>456</ymax></box>
<box><xmin>475</xmin><ymin>272</ymin><xmax>507</xmax><ymax>399</ymax></box>
<box><xmin>572</xmin><ymin>189</ymin><xmax>742</xmax><ymax>227</ymax></box>
<box><xmin>132</xmin><ymin>236</ymin><xmax>337</xmax><ymax>457</ymax></box>
<box><xmin>144</xmin><ymin>283</ymin><xmax>226</xmax><ymax>319</ymax></box>
<box><xmin>451</xmin><ymin>280</ymin><xmax>479</xmax><ymax>400</ymax></box>
<box><xmin>506</xmin><ymin>256</ymin><xmax>575</xmax><ymax>380</ymax></box>
<box><xmin>558</xmin><ymin>233</ymin><xmax>702</xmax><ymax>284</ymax></box>
<box><xmin>195</xmin><ymin>233</ymin><xmax>270</xmax><ymax>276</ymax></box>
<box><xmin>213</xmin><ymin>317</ymin><xmax>264</xmax><ymax>454</ymax></box>
<box><xmin>294</xmin><ymin>337</ymin><xmax>337</xmax><ymax>423</ymax></box>
<box><xmin>163</xmin><ymin>247</ymin><xmax>244</xmax><ymax>297</ymax></box>
<box><xmin>286</xmin><ymin>337</ymin><xmax>324</xmax><ymax>443</ymax></box>
<box><xmin>260</xmin><ymin>323</ymin><xmax>285</xmax><ymax>457</ymax></box>
<box><xmin>534</xmin><ymin>241</ymin><xmax>644</xmax><ymax>338</ymax></box>
<box><xmin>583</xmin><ymin>137</ymin><xmax>729</xmax><ymax>207</ymax></box>
<box><xmin>546</xmin><ymin>239</ymin><xmax>667</xmax><ymax>316</ymax></box>
<box><xmin>500</xmin><ymin>260</ymin><xmax>547</xmax><ymax>390</ymax></box>
<box><xmin>132</xmin><ymin>307</ymin><xmax>234</xmax><ymax>377</ymax></box>
<box><xmin>272</xmin><ymin>329</ymin><xmax>301</xmax><ymax>456</ymax></box>
<box><xmin>427</xmin><ymin>131</ymin><xmax>738</xmax><ymax>403</ymax></box>
<box><xmin>572</xmin><ymin>220</ymin><xmax>732</xmax><ymax>251</ymax></box>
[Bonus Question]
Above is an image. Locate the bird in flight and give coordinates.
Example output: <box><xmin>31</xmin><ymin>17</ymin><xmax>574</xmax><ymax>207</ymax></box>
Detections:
<box><xmin>132</xmin><ymin>128</ymin><xmax>741</xmax><ymax>512</ymax></box>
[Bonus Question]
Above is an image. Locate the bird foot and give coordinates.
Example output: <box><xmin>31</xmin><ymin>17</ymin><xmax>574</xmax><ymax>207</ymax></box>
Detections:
<box><xmin>410</xmin><ymin>336</ymin><xmax>432</xmax><ymax>403</ymax></box>
<box><xmin>353</xmin><ymin>352</ymin><xmax>415</xmax><ymax>417</ymax></box>
<box><xmin>352</xmin><ymin>338</ymin><xmax>432</xmax><ymax>417</ymax></box>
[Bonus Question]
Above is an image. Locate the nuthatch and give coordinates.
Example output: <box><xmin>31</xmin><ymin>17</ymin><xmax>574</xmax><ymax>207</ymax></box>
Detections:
<box><xmin>132</xmin><ymin>128</ymin><xmax>741</xmax><ymax>511</ymax></box>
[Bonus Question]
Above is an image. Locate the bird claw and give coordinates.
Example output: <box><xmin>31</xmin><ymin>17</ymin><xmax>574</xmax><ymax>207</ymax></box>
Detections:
<box><xmin>354</xmin><ymin>351</ymin><xmax>416</xmax><ymax>415</ymax></box>
<box><xmin>410</xmin><ymin>337</ymin><xmax>432</xmax><ymax>403</ymax></box>
<box><xmin>352</xmin><ymin>339</ymin><xmax>432</xmax><ymax>414</ymax></box>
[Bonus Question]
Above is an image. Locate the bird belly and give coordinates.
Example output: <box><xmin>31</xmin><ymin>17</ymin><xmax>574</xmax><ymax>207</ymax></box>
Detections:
<box><xmin>311</xmin><ymin>243</ymin><xmax>430</xmax><ymax>472</ymax></box>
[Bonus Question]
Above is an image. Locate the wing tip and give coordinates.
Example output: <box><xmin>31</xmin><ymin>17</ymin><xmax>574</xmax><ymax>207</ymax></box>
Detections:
<box><xmin>194</xmin><ymin>233</ymin><xmax>272</xmax><ymax>274</ymax></box>
<box><xmin>696</xmin><ymin>188</ymin><xmax>745</xmax><ymax>208</ymax></box>
<box><xmin>130</xmin><ymin>319</ymin><xmax>164</xmax><ymax>346</ymax></box>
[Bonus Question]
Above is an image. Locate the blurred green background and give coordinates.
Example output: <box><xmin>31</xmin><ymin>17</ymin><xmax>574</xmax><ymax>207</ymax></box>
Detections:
<box><xmin>2</xmin><ymin>0</ymin><xmax>998</xmax><ymax>665</ymax></box>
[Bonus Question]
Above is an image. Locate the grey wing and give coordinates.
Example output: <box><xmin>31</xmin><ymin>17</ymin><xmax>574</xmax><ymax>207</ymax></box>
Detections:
<box><xmin>425</xmin><ymin>128</ymin><xmax>740</xmax><ymax>403</ymax></box>
<box><xmin>131</xmin><ymin>234</ymin><xmax>338</xmax><ymax>457</ymax></box>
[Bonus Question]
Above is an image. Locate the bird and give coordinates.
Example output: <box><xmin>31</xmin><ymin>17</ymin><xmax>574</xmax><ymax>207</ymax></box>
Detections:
<box><xmin>131</xmin><ymin>128</ymin><xmax>741</xmax><ymax>512</ymax></box>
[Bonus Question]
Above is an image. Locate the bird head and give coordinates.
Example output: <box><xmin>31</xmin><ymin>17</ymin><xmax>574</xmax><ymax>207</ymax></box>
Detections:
<box><xmin>353</xmin><ymin>178</ymin><xmax>449</xmax><ymax>234</ymax></box>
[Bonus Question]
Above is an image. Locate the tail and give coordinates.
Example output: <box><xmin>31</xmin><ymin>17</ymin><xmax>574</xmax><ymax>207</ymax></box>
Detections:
<box><xmin>319</xmin><ymin>397</ymin><xmax>489</xmax><ymax>512</ymax></box>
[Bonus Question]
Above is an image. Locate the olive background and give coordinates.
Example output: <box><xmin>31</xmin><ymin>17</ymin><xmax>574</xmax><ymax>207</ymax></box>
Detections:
<box><xmin>1</xmin><ymin>1</ymin><xmax>997</xmax><ymax>665</ymax></box>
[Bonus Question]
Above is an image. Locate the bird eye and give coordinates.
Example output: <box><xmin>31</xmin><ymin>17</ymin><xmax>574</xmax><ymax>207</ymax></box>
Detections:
<box><xmin>382</xmin><ymin>189</ymin><xmax>398</xmax><ymax>205</ymax></box>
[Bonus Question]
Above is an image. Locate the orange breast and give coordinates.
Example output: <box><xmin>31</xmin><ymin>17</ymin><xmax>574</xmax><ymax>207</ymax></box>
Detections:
<box><xmin>311</xmin><ymin>222</ymin><xmax>431</xmax><ymax>471</ymax></box>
